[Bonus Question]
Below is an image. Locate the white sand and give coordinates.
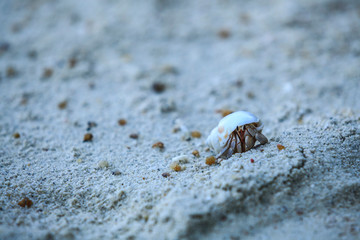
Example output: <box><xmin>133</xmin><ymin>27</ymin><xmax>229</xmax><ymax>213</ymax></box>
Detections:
<box><xmin>0</xmin><ymin>0</ymin><xmax>359</xmax><ymax>239</ymax></box>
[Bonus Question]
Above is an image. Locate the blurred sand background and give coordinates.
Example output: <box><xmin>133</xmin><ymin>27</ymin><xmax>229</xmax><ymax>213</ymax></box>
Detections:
<box><xmin>0</xmin><ymin>0</ymin><xmax>359</xmax><ymax>239</ymax></box>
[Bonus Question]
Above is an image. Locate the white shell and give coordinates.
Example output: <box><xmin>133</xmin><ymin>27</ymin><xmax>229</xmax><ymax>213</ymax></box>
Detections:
<box><xmin>206</xmin><ymin>111</ymin><xmax>263</xmax><ymax>154</ymax></box>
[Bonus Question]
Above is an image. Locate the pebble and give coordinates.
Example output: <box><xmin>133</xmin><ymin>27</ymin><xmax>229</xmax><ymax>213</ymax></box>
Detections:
<box><xmin>205</xmin><ymin>156</ymin><xmax>216</xmax><ymax>165</ymax></box>
<box><xmin>162</xmin><ymin>172</ymin><xmax>170</xmax><ymax>178</ymax></box>
<box><xmin>42</xmin><ymin>68</ymin><xmax>53</xmax><ymax>79</ymax></box>
<box><xmin>58</xmin><ymin>100</ymin><xmax>67</xmax><ymax>110</ymax></box>
<box><xmin>13</xmin><ymin>132</ymin><xmax>20</xmax><ymax>139</ymax></box>
<box><xmin>98</xmin><ymin>160</ymin><xmax>109</xmax><ymax>168</ymax></box>
<box><xmin>170</xmin><ymin>163</ymin><xmax>182</xmax><ymax>172</ymax></box>
<box><xmin>18</xmin><ymin>197</ymin><xmax>33</xmax><ymax>208</ymax></box>
<box><xmin>218</xmin><ymin>29</ymin><xmax>231</xmax><ymax>39</ymax></box>
<box><xmin>129</xmin><ymin>133</ymin><xmax>139</xmax><ymax>139</ymax></box>
<box><xmin>152</xmin><ymin>82</ymin><xmax>166</xmax><ymax>93</ymax></box>
<box><xmin>192</xmin><ymin>150</ymin><xmax>200</xmax><ymax>158</ymax></box>
<box><xmin>118</xmin><ymin>119</ymin><xmax>127</xmax><ymax>126</ymax></box>
<box><xmin>152</xmin><ymin>141</ymin><xmax>165</xmax><ymax>150</ymax></box>
<box><xmin>217</xmin><ymin>109</ymin><xmax>234</xmax><ymax>117</ymax></box>
<box><xmin>191</xmin><ymin>131</ymin><xmax>202</xmax><ymax>138</ymax></box>
<box><xmin>6</xmin><ymin>66</ymin><xmax>18</xmax><ymax>78</ymax></box>
<box><xmin>277</xmin><ymin>144</ymin><xmax>286</xmax><ymax>151</ymax></box>
<box><xmin>83</xmin><ymin>133</ymin><xmax>93</xmax><ymax>142</ymax></box>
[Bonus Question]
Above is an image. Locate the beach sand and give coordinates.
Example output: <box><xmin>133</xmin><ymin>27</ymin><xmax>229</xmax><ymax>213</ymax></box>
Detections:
<box><xmin>0</xmin><ymin>0</ymin><xmax>359</xmax><ymax>239</ymax></box>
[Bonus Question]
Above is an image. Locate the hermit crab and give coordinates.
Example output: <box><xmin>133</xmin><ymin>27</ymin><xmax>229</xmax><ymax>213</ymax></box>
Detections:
<box><xmin>206</xmin><ymin>111</ymin><xmax>268</xmax><ymax>159</ymax></box>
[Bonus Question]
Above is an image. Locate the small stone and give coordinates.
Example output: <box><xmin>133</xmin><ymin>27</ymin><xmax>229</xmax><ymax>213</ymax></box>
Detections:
<box><xmin>42</xmin><ymin>68</ymin><xmax>53</xmax><ymax>79</ymax></box>
<box><xmin>6</xmin><ymin>66</ymin><xmax>18</xmax><ymax>78</ymax></box>
<box><xmin>192</xmin><ymin>150</ymin><xmax>200</xmax><ymax>158</ymax></box>
<box><xmin>162</xmin><ymin>172</ymin><xmax>170</xmax><ymax>178</ymax></box>
<box><xmin>129</xmin><ymin>133</ymin><xmax>138</xmax><ymax>139</ymax></box>
<box><xmin>277</xmin><ymin>144</ymin><xmax>286</xmax><ymax>151</ymax></box>
<box><xmin>83</xmin><ymin>133</ymin><xmax>93</xmax><ymax>142</ymax></box>
<box><xmin>13</xmin><ymin>132</ymin><xmax>20</xmax><ymax>139</ymax></box>
<box><xmin>152</xmin><ymin>82</ymin><xmax>166</xmax><ymax>93</ymax></box>
<box><xmin>69</xmin><ymin>57</ymin><xmax>77</xmax><ymax>68</ymax></box>
<box><xmin>205</xmin><ymin>156</ymin><xmax>216</xmax><ymax>165</ymax></box>
<box><xmin>76</xmin><ymin>158</ymin><xmax>82</xmax><ymax>163</ymax></box>
<box><xmin>217</xmin><ymin>109</ymin><xmax>234</xmax><ymax>117</ymax></box>
<box><xmin>191</xmin><ymin>131</ymin><xmax>202</xmax><ymax>138</ymax></box>
<box><xmin>246</xmin><ymin>91</ymin><xmax>255</xmax><ymax>99</ymax></box>
<box><xmin>18</xmin><ymin>197</ymin><xmax>33</xmax><ymax>208</ymax></box>
<box><xmin>58</xmin><ymin>100</ymin><xmax>67</xmax><ymax>110</ymax></box>
<box><xmin>170</xmin><ymin>163</ymin><xmax>182</xmax><ymax>172</ymax></box>
<box><xmin>218</xmin><ymin>29</ymin><xmax>231</xmax><ymax>39</ymax></box>
<box><xmin>112</xmin><ymin>169</ymin><xmax>121</xmax><ymax>175</ymax></box>
<box><xmin>152</xmin><ymin>141</ymin><xmax>165</xmax><ymax>150</ymax></box>
<box><xmin>118</xmin><ymin>119</ymin><xmax>127</xmax><ymax>126</ymax></box>
<box><xmin>235</xmin><ymin>80</ymin><xmax>243</xmax><ymax>88</ymax></box>
<box><xmin>250</xmin><ymin>158</ymin><xmax>254</xmax><ymax>163</ymax></box>
<box><xmin>98</xmin><ymin>160</ymin><xmax>109</xmax><ymax>168</ymax></box>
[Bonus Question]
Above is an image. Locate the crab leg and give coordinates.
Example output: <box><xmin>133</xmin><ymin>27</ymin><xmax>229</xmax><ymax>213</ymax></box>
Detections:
<box><xmin>255</xmin><ymin>132</ymin><xmax>268</xmax><ymax>145</ymax></box>
<box><xmin>234</xmin><ymin>127</ymin><xmax>246</xmax><ymax>153</ymax></box>
<box><xmin>216</xmin><ymin>134</ymin><xmax>234</xmax><ymax>159</ymax></box>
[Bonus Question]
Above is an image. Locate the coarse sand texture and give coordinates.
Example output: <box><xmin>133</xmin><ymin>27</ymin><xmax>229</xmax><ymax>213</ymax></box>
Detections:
<box><xmin>0</xmin><ymin>0</ymin><xmax>359</xmax><ymax>239</ymax></box>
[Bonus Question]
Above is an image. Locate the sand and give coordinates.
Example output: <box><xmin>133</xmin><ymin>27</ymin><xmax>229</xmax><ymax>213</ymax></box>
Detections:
<box><xmin>0</xmin><ymin>0</ymin><xmax>359</xmax><ymax>239</ymax></box>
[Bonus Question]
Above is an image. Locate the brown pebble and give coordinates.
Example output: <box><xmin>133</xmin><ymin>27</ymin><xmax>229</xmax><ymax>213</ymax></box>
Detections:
<box><xmin>171</xmin><ymin>164</ymin><xmax>182</xmax><ymax>172</ymax></box>
<box><xmin>42</xmin><ymin>68</ymin><xmax>53</xmax><ymax>79</ymax></box>
<box><xmin>58</xmin><ymin>100</ymin><xmax>67</xmax><ymax>110</ymax></box>
<box><xmin>118</xmin><ymin>119</ymin><xmax>127</xmax><ymax>126</ymax></box>
<box><xmin>129</xmin><ymin>133</ymin><xmax>139</xmax><ymax>139</ymax></box>
<box><xmin>18</xmin><ymin>197</ymin><xmax>33</xmax><ymax>208</ymax></box>
<box><xmin>246</xmin><ymin>91</ymin><xmax>255</xmax><ymax>99</ymax></box>
<box><xmin>83</xmin><ymin>133</ymin><xmax>93</xmax><ymax>142</ymax></box>
<box><xmin>205</xmin><ymin>156</ymin><xmax>216</xmax><ymax>165</ymax></box>
<box><xmin>216</xmin><ymin>109</ymin><xmax>234</xmax><ymax>117</ymax></box>
<box><xmin>152</xmin><ymin>82</ymin><xmax>166</xmax><ymax>93</ymax></box>
<box><xmin>6</xmin><ymin>66</ymin><xmax>18</xmax><ymax>78</ymax></box>
<box><xmin>13</xmin><ymin>132</ymin><xmax>20</xmax><ymax>139</ymax></box>
<box><xmin>172</xmin><ymin>127</ymin><xmax>180</xmax><ymax>133</ymax></box>
<box><xmin>192</xmin><ymin>150</ymin><xmax>200</xmax><ymax>158</ymax></box>
<box><xmin>152</xmin><ymin>141</ymin><xmax>164</xmax><ymax>149</ymax></box>
<box><xmin>218</xmin><ymin>29</ymin><xmax>231</xmax><ymax>39</ymax></box>
<box><xmin>162</xmin><ymin>172</ymin><xmax>170</xmax><ymax>178</ymax></box>
<box><xmin>277</xmin><ymin>144</ymin><xmax>286</xmax><ymax>151</ymax></box>
<box><xmin>296</xmin><ymin>209</ymin><xmax>304</xmax><ymax>216</ymax></box>
<box><xmin>191</xmin><ymin>131</ymin><xmax>202</xmax><ymax>138</ymax></box>
<box><xmin>69</xmin><ymin>57</ymin><xmax>77</xmax><ymax>68</ymax></box>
